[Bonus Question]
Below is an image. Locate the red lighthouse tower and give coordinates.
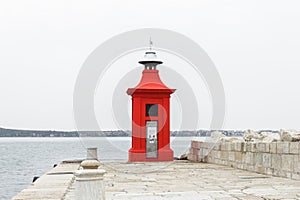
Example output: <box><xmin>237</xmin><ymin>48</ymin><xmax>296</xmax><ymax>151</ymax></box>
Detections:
<box><xmin>127</xmin><ymin>49</ymin><xmax>175</xmax><ymax>162</ymax></box>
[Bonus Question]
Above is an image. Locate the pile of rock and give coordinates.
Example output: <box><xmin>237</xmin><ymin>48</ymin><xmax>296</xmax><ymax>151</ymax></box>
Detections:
<box><xmin>184</xmin><ymin>129</ymin><xmax>300</xmax><ymax>161</ymax></box>
<box><xmin>211</xmin><ymin>131</ymin><xmax>240</xmax><ymax>142</ymax></box>
<box><xmin>243</xmin><ymin>129</ymin><xmax>300</xmax><ymax>142</ymax></box>
<box><xmin>279</xmin><ymin>129</ymin><xmax>300</xmax><ymax>142</ymax></box>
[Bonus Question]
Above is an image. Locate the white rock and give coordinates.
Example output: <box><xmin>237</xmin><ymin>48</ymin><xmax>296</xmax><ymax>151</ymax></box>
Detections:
<box><xmin>211</xmin><ymin>131</ymin><xmax>226</xmax><ymax>140</ymax></box>
<box><xmin>243</xmin><ymin>130</ymin><xmax>262</xmax><ymax>142</ymax></box>
<box><xmin>279</xmin><ymin>129</ymin><xmax>300</xmax><ymax>142</ymax></box>
<box><xmin>260</xmin><ymin>132</ymin><xmax>280</xmax><ymax>142</ymax></box>
<box><xmin>244</xmin><ymin>130</ymin><xmax>280</xmax><ymax>142</ymax></box>
<box><xmin>179</xmin><ymin>153</ymin><xmax>188</xmax><ymax>160</ymax></box>
<box><xmin>210</xmin><ymin>131</ymin><xmax>240</xmax><ymax>142</ymax></box>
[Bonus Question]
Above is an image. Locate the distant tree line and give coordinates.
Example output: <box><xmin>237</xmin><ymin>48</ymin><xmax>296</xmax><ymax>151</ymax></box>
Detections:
<box><xmin>0</xmin><ymin>127</ymin><xmax>277</xmax><ymax>137</ymax></box>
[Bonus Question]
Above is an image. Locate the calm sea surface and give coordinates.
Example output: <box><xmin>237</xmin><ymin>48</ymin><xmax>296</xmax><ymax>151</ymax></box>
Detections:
<box><xmin>0</xmin><ymin>137</ymin><xmax>201</xmax><ymax>200</ymax></box>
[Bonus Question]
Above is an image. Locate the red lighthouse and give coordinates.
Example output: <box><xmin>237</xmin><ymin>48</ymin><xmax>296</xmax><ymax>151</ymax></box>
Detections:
<box><xmin>127</xmin><ymin>49</ymin><xmax>175</xmax><ymax>162</ymax></box>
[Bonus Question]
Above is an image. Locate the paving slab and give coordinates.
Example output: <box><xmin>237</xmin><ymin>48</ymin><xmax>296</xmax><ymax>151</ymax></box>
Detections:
<box><xmin>13</xmin><ymin>161</ymin><xmax>80</xmax><ymax>200</ymax></box>
<box><xmin>14</xmin><ymin>160</ymin><xmax>300</xmax><ymax>200</ymax></box>
<box><xmin>63</xmin><ymin>160</ymin><xmax>300</xmax><ymax>200</ymax></box>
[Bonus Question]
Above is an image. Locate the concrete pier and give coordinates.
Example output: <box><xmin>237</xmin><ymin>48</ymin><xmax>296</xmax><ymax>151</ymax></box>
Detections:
<box><xmin>65</xmin><ymin>160</ymin><xmax>300</xmax><ymax>200</ymax></box>
<box><xmin>12</xmin><ymin>160</ymin><xmax>81</xmax><ymax>200</ymax></box>
<box><xmin>13</xmin><ymin>160</ymin><xmax>300</xmax><ymax>199</ymax></box>
<box><xmin>13</xmin><ymin>139</ymin><xmax>300</xmax><ymax>200</ymax></box>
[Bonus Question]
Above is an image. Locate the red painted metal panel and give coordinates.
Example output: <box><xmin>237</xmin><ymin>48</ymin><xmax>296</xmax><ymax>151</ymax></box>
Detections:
<box><xmin>127</xmin><ymin>69</ymin><xmax>175</xmax><ymax>162</ymax></box>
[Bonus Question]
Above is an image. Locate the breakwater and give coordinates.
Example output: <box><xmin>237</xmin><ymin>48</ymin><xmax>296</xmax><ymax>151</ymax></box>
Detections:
<box><xmin>188</xmin><ymin>140</ymin><xmax>300</xmax><ymax>180</ymax></box>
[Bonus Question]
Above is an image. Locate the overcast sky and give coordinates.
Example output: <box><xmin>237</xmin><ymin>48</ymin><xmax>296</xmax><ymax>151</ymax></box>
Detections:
<box><xmin>0</xmin><ymin>0</ymin><xmax>300</xmax><ymax>131</ymax></box>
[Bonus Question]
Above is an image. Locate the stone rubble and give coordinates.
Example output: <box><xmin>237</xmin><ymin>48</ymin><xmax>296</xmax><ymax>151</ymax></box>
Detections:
<box><xmin>211</xmin><ymin>131</ymin><xmax>240</xmax><ymax>142</ymax></box>
<box><xmin>243</xmin><ymin>129</ymin><xmax>300</xmax><ymax>142</ymax></box>
<box><xmin>280</xmin><ymin>129</ymin><xmax>300</xmax><ymax>142</ymax></box>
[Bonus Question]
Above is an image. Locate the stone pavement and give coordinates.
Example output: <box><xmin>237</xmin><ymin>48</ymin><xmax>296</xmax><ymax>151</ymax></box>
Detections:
<box><xmin>65</xmin><ymin>160</ymin><xmax>300</xmax><ymax>200</ymax></box>
<box><xmin>13</xmin><ymin>161</ymin><xmax>81</xmax><ymax>200</ymax></box>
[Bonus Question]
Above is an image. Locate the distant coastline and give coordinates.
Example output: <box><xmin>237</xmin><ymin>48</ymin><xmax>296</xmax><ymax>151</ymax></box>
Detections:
<box><xmin>0</xmin><ymin>127</ymin><xmax>279</xmax><ymax>137</ymax></box>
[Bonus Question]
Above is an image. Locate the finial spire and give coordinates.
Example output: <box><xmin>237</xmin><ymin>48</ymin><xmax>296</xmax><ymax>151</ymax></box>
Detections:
<box><xmin>149</xmin><ymin>37</ymin><xmax>153</xmax><ymax>50</ymax></box>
